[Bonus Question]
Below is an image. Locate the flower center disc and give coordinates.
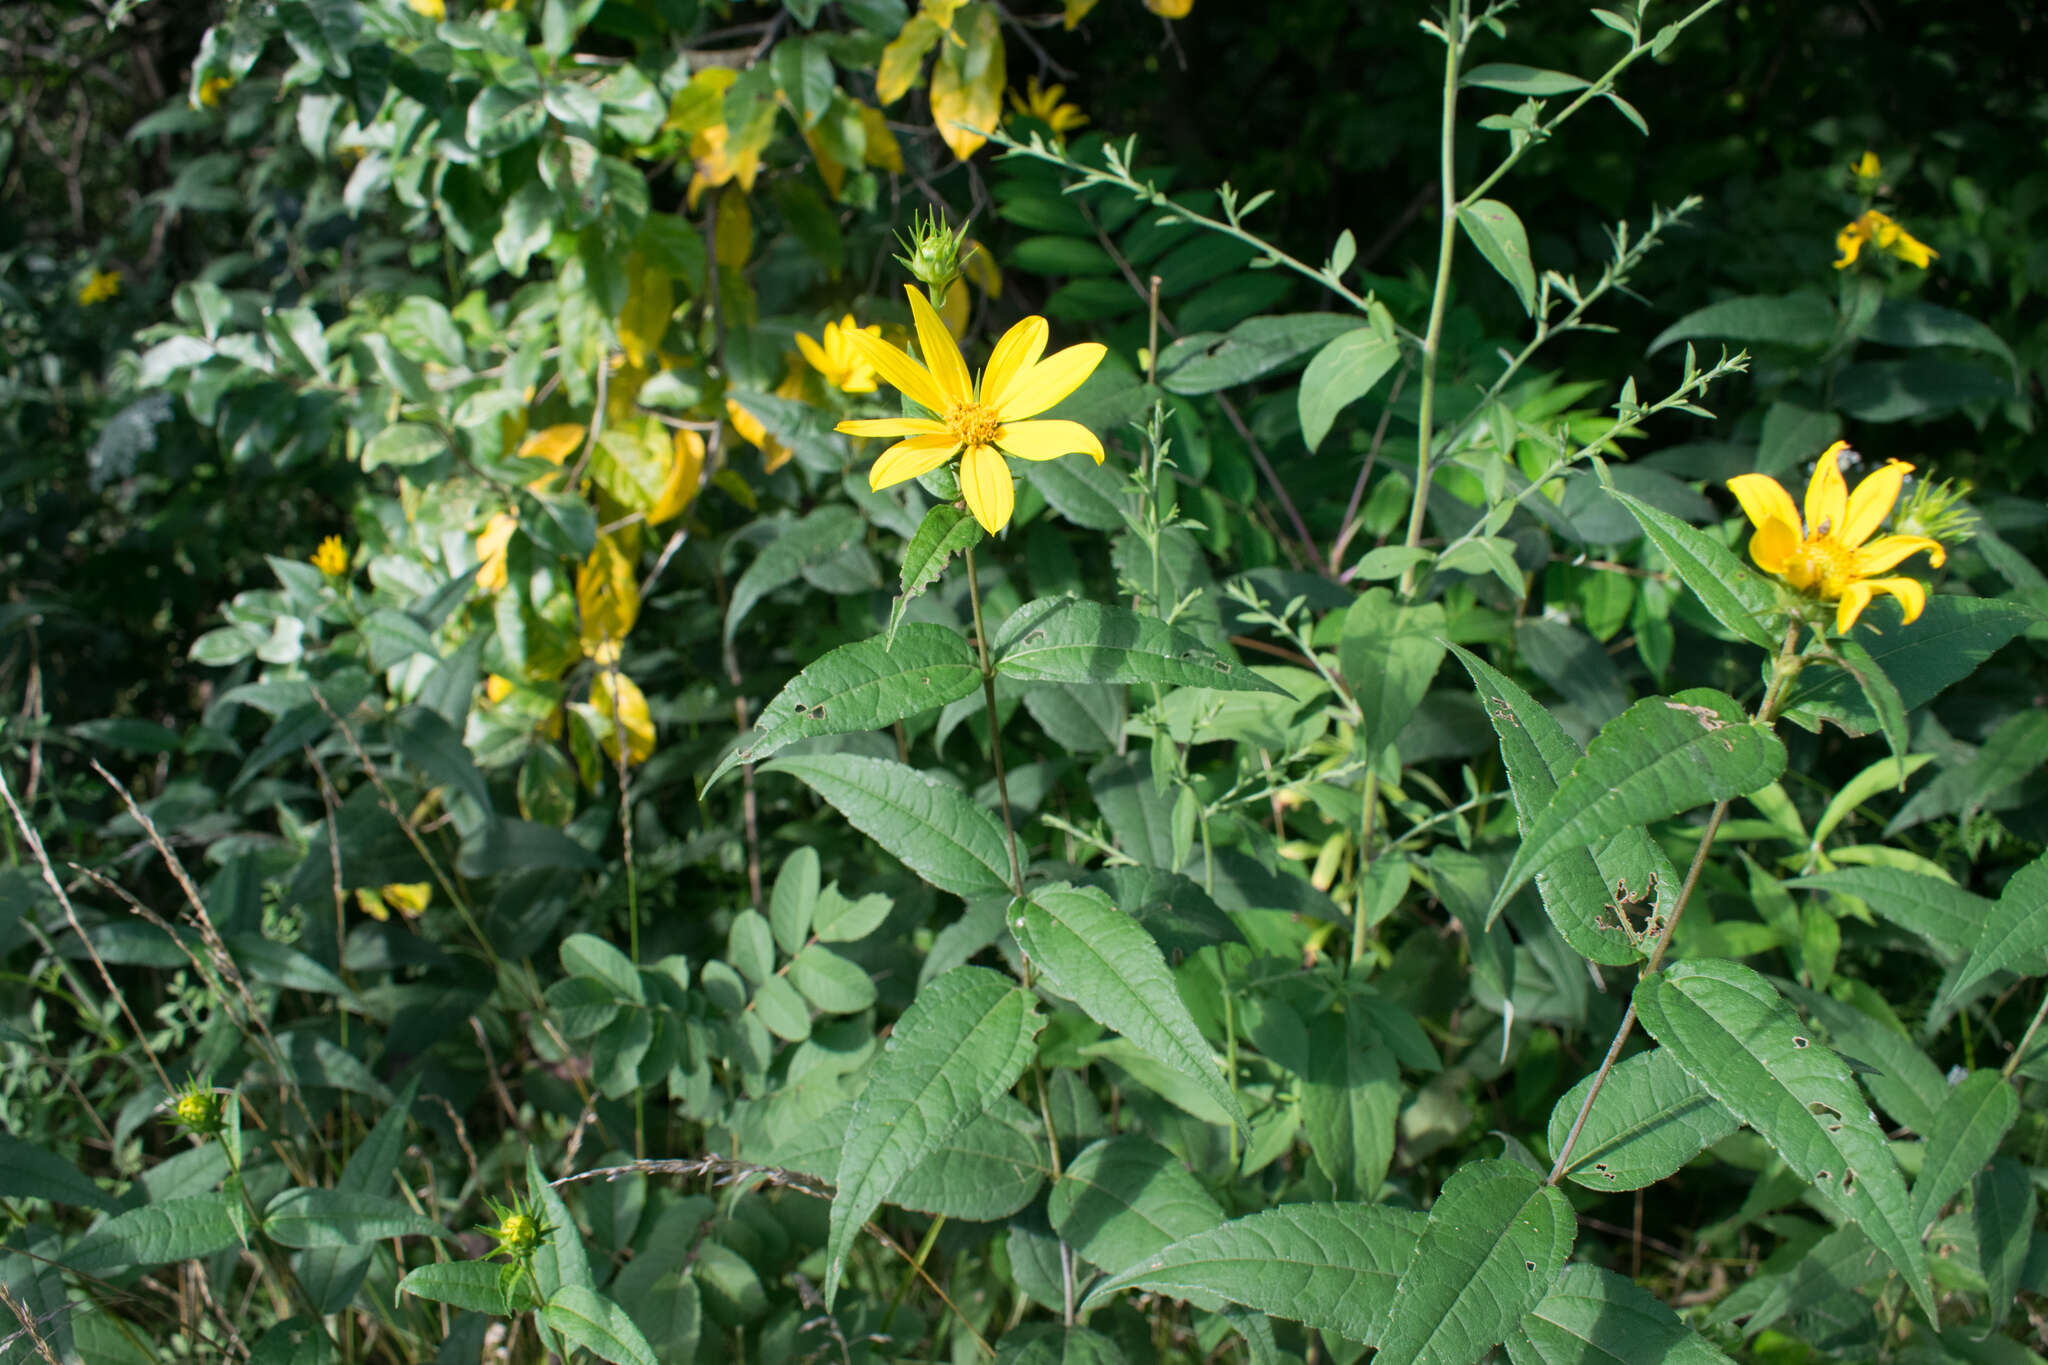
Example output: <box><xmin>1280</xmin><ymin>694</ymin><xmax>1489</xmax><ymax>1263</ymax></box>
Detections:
<box><xmin>1785</xmin><ymin>535</ymin><xmax>1855</xmax><ymax>598</ymax></box>
<box><xmin>946</xmin><ymin>401</ymin><xmax>1003</xmax><ymax>448</ymax></box>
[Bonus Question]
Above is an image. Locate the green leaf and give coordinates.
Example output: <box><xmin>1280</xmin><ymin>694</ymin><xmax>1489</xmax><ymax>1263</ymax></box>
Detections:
<box><xmin>1828</xmin><ymin>637</ymin><xmax>1910</xmax><ymax>764</ymax></box>
<box><xmin>727</xmin><ymin>506</ymin><xmax>866</xmax><ymax>642</ymax></box>
<box><xmin>1547</xmin><ymin>1048</ymin><xmax>1736</xmax><ymax>1191</ymax></box>
<box><xmin>992</xmin><ymin>598</ymin><xmax>1283</xmax><ymax>693</ymax></box>
<box><xmin>262</xmin><ymin>1189</ymin><xmax>451</xmax><ymax>1248</ymax></box>
<box><xmin>1010</xmin><ymin>883</ymin><xmax>1247</xmax><ymax>1136</ymax></box>
<box><xmin>1301</xmin><ymin>1005</ymin><xmax>1400</xmax><ymax>1200</ymax></box>
<box><xmin>1706</xmin><ymin>1224</ymin><xmax>1880</xmax><ymax>1340</ymax></box>
<box><xmin>1050</xmin><ymin>1137</ymin><xmax>1225</xmax><ymax>1283</ymax></box>
<box><xmin>1632</xmin><ymin>959</ymin><xmax>1934</xmax><ymax>1318</ymax></box>
<box><xmin>788</xmin><ymin>944</ymin><xmax>877</xmax><ymax>1013</ymax></box>
<box><xmin>277</xmin><ymin>0</ymin><xmax>360</xmax><ymax>76</ymax></box>
<box><xmin>1648</xmin><ymin>290</ymin><xmax>1835</xmax><ymax>353</ymax></box>
<box><xmin>361</xmin><ymin>421</ymin><xmax>445</xmax><ymax>471</ymax></box>
<box><xmin>1782</xmin><ymin>596</ymin><xmax>2037</xmax><ymax>738</ymax></box>
<box><xmin>542</xmin><ymin>1284</ymin><xmax>661</xmax><ymax>1365</ymax></box>
<box><xmin>1607</xmin><ymin>488</ymin><xmax>1776</xmax><ymax>648</ymax></box>
<box><xmin>300</xmin><ymin>1075</ymin><xmax>420</xmax><ymax>1312</ymax></box>
<box><xmin>826</xmin><ymin>966</ymin><xmax>1042</xmax><ymax>1304</ymax></box>
<box><xmin>1461</xmin><ymin>63</ymin><xmax>1592</xmax><ymax>95</ymax></box>
<box><xmin>1083</xmin><ymin>1203</ymin><xmax>1424</xmax><ymax>1345</ymax></box>
<box><xmin>1457</xmin><ymin>199</ymin><xmax>1537</xmax><ymax>315</ymax></box>
<box><xmin>1378</xmin><ymin>1159</ymin><xmax>1576</xmax><ymax>1365</ymax></box>
<box><xmin>1508</xmin><ymin>1263</ymin><xmax>1735</xmax><ymax>1365</ymax></box>
<box><xmin>1339</xmin><ymin>588</ymin><xmax>1447</xmax><ymax>752</ymax></box>
<box><xmin>1492</xmin><ymin>689</ymin><xmax>1786</xmax><ymax>917</ymax></box>
<box><xmin>707</xmin><ymin>625</ymin><xmax>981</xmax><ymax>791</ymax></box>
<box><xmin>892</xmin><ymin>1097</ymin><xmax>1048</xmax><ymax>1221</ymax></box>
<box><xmin>1786</xmin><ymin>865</ymin><xmax>1984</xmax><ymax>960</ymax></box>
<box><xmin>398</xmin><ymin>1260</ymin><xmax>537</xmax><ymax>1315</ymax></box>
<box><xmin>1910</xmin><ymin>1070</ymin><xmax>2017</xmax><ymax>1232</ymax></box>
<box><xmin>1299</xmin><ymin>327</ymin><xmax>1402</xmax><ymax>454</ymax></box>
<box><xmin>1157</xmin><ymin>312</ymin><xmax>1359</xmax><ymax>395</ymax></box>
<box><xmin>770</xmin><ymin>847</ymin><xmax>820</xmax><ymax>955</ymax></box>
<box><xmin>770</xmin><ymin>33</ymin><xmax>835</xmax><ymax>128</ymax></box>
<box><xmin>1929</xmin><ymin>850</ymin><xmax>2048</xmax><ymax>1033</ymax></box>
<box><xmin>1973</xmin><ymin>1156</ymin><xmax>2033</xmax><ymax>1332</ymax></box>
<box><xmin>1452</xmin><ymin>646</ymin><xmax>1661</xmax><ymax>966</ymax></box>
<box><xmin>892</xmin><ymin>504</ymin><xmax>984</xmax><ymax>642</ymax></box>
<box><xmin>1009</xmin><ymin>234</ymin><xmax>1118</xmax><ymax>276</ymax></box>
<box><xmin>0</xmin><ymin>1135</ymin><xmax>120</xmax><ymax>1212</ymax></box>
<box><xmin>1778</xmin><ymin>981</ymin><xmax>1946</xmax><ymax>1137</ymax></box>
<box><xmin>66</xmin><ymin>1195</ymin><xmax>244</xmax><ymax>1273</ymax></box>
<box><xmin>765</xmin><ymin>752</ymin><xmax>1013</xmax><ymax>899</ymax></box>
<box><xmin>751</xmin><ymin>975</ymin><xmax>812</xmax><ymax>1042</ymax></box>
<box><xmin>562</xmin><ymin>933</ymin><xmax>645</xmax><ymax>1002</ymax></box>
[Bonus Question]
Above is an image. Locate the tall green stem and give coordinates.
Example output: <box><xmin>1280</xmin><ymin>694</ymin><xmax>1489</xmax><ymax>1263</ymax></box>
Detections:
<box><xmin>965</xmin><ymin>547</ymin><xmax>1025</xmax><ymax>896</ymax></box>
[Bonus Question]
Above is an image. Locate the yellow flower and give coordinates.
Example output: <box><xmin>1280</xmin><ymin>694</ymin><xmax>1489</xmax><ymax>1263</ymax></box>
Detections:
<box><xmin>835</xmin><ymin>285</ymin><xmax>1106</xmax><ymax>534</ymax></box>
<box><xmin>797</xmin><ymin>315</ymin><xmax>883</xmax><ymax>394</ymax></box>
<box><xmin>408</xmin><ymin>0</ymin><xmax>446</xmax><ymax>19</ymax></box>
<box><xmin>1727</xmin><ymin>441</ymin><xmax>1946</xmax><ymax>633</ymax></box>
<box><xmin>197</xmin><ymin>74</ymin><xmax>234</xmax><ymax>109</ymax></box>
<box><xmin>1063</xmin><ymin>0</ymin><xmax>1099</xmax><ymax>27</ymax></box>
<box><xmin>1008</xmin><ymin>76</ymin><xmax>1088</xmax><ymax>135</ymax></box>
<box><xmin>1850</xmin><ymin>150</ymin><xmax>1882</xmax><ymax>181</ymax></box>
<box><xmin>77</xmin><ymin>269</ymin><xmax>122</xmax><ymax>306</ymax></box>
<box><xmin>475</xmin><ymin>512</ymin><xmax>519</xmax><ymax>593</ymax></box>
<box><xmin>355</xmin><ymin>882</ymin><xmax>429</xmax><ymax>921</ymax></box>
<box><xmin>1144</xmin><ymin>0</ymin><xmax>1192</xmax><ymax>15</ymax></box>
<box><xmin>311</xmin><ymin>535</ymin><xmax>349</xmax><ymax>577</ymax></box>
<box><xmin>1834</xmin><ymin>209</ymin><xmax>1937</xmax><ymax>270</ymax></box>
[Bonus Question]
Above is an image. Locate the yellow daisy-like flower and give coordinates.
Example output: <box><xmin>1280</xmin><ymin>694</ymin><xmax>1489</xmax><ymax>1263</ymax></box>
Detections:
<box><xmin>197</xmin><ymin>74</ymin><xmax>234</xmax><ymax>109</ymax></box>
<box><xmin>1727</xmin><ymin>441</ymin><xmax>1947</xmax><ymax>633</ymax></box>
<box><xmin>797</xmin><ymin>315</ymin><xmax>883</xmax><ymax>394</ymax></box>
<box><xmin>408</xmin><ymin>0</ymin><xmax>446</xmax><ymax>19</ymax></box>
<box><xmin>1834</xmin><ymin>209</ymin><xmax>1937</xmax><ymax>270</ymax></box>
<box><xmin>1008</xmin><ymin>76</ymin><xmax>1088</xmax><ymax>135</ymax></box>
<box><xmin>310</xmin><ymin>535</ymin><xmax>349</xmax><ymax>576</ymax></box>
<box><xmin>834</xmin><ymin>286</ymin><xmax>1106</xmax><ymax>535</ymax></box>
<box><xmin>77</xmin><ymin>269</ymin><xmax>122</xmax><ymax>306</ymax></box>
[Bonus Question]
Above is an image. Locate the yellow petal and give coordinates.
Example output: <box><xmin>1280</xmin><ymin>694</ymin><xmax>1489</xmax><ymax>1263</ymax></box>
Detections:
<box><xmin>1835</xmin><ymin>581</ymin><xmax>1873</xmax><ymax>634</ymax></box>
<box><xmin>959</xmin><ymin>442</ymin><xmax>1015</xmax><ymax>534</ymax></box>
<box><xmin>1866</xmin><ymin>575</ymin><xmax>1928</xmax><ymax>626</ymax></box>
<box><xmin>870</xmin><ymin>434</ymin><xmax>961</xmax><ymax>489</ymax></box>
<box><xmin>838</xmin><ymin>417</ymin><xmax>950</xmax><ymax>438</ymax></box>
<box><xmin>995</xmin><ymin>342</ymin><xmax>1107</xmax><ymax>420</ymax></box>
<box><xmin>998</xmin><ymin>418</ymin><xmax>1104</xmax><ymax>464</ymax></box>
<box><xmin>1833</xmin><ymin>220</ymin><xmax>1866</xmax><ymax>270</ymax></box>
<box><xmin>1804</xmin><ymin>442</ymin><xmax>1850</xmax><ymax>536</ymax></box>
<box><xmin>1727</xmin><ymin>472</ymin><xmax>1799</xmax><ymax>535</ymax></box>
<box><xmin>1749</xmin><ymin>517</ymin><xmax>1800</xmax><ymax>575</ymax></box>
<box><xmin>843</xmin><ymin>327</ymin><xmax>950</xmax><ymax>415</ymax></box>
<box><xmin>905</xmin><ymin>284</ymin><xmax>974</xmax><ymax>405</ymax></box>
<box><xmin>1839</xmin><ymin>458</ymin><xmax>1912</xmax><ymax>547</ymax></box>
<box><xmin>1851</xmin><ymin>533</ymin><xmax>1945</xmax><ymax>576</ymax></box>
<box><xmin>981</xmin><ymin>315</ymin><xmax>1049</xmax><ymax>411</ymax></box>
<box><xmin>796</xmin><ymin>331</ymin><xmax>831</xmax><ymax>379</ymax></box>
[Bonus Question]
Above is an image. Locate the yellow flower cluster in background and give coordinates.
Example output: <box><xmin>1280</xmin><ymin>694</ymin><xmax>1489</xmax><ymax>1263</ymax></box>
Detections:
<box><xmin>310</xmin><ymin>535</ymin><xmax>349</xmax><ymax>577</ymax></box>
<box><xmin>77</xmin><ymin>269</ymin><xmax>121</xmax><ymax>305</ymax></box>
<box><xmin>1835</xmin><ymin>209</ymin><xmax>1937</xmax><ymax>269</ymax></box>
<box><xmin>197</xmin><ymin>75</ymin><xmax>234</xmax><ymax>108</ymax></box>
<box><xmin>797</xmin><ymin>316</ymin><xmax>884</xmax><ymax>394</ymax></box>
<box><xmin>1008</xmin><ymin>77</ymin><xmax>1088</xmax><ymax>135</ymax></box>
<box><xmin>357</xmin><ymin>882</ymin><xmax>430</xmax><ymax>921</ymax></box>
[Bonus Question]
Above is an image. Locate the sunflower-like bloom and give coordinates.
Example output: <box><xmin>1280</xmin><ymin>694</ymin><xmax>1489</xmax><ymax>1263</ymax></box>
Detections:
<box><xmin>1834</xmin><ymin>209</ymin><xmax>1937</xmax><ymax>269</ymax></box>
<box><xmin>77</xmin><ymin>269</ymin><xmax>121</xmax><ymax>305</ymax></box>
<box><xmin>835</xmin><ymin>286</ymin><xmax>1105</xmax><ymax>534</ymax></box>
<box><xmin>797</xmin><ymin>315</ymin><xmax>883</xmax><ymax>393</ymax></box>
<box><xmin>1008</xmin><ymin>76</ymin><xmax>1088</xmax><ymax>135</ymax></box>
<box><xmin>1727</xmin><ymin>441</ymin><xmax>1946</xmax><ymax>633</ymax></box>
<box><xmin>311</xmin><ymin>535</ymin><xmax>349</xmax><ymax>577</ymax></box>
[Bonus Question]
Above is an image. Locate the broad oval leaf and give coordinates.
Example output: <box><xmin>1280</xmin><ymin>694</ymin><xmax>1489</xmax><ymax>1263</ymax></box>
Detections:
<box><xmin>1050</xmin><ymin>1137</ymin><xmax>1226</xmax><ymax>1285</ymax></box>
<box><xmin>707</xmin><ymin>626</ymin><xmax>981</xmax><ymax>790</ymax></box>
<box><xmin>1299</xmin><ymin>326</ymin><xmax>1402</xmax><ymax>453</ymax></box>
<box><xmin>1508</xmin><ymin>1263</ymin><xmax>1735</xmax><ymax>1365</ymax></box>
<box><xmin>1781</xmin><ymin>596</ymin><xmax>2036</xmax><ymax>740</ymax></box>
<box><xmin>1158</xmin><ymin>312</ymin><xmax>1358</xmax><ymax>395</ymax></box>
<box><xmin>1010</xmin><ymin>883</ymin><xmax>1247</xmax><ymax>1136</ymax></box>
<box><xmin>399</xmin><ymin>1260</ymin><xmax>536</xmax><ymax>1315</ymax></box>
<box><xmin>1547</xmin><ymin>1047</ymin><xmax>1737</xmax><ymax>1191</ymax></box>
<box><xmin>826</xmin><ymin>966</ymin><xmax>1042</xmax><ymax>1304</ymax></box>
<box><xmin>1377</xmin><ymin>1159</ymin><xmax>1576</xmax><ymax>1365</ymax></box>
<box><xmin>765</xmin><ymin>752</ymin><xmax>1012</xmax><ymax>899</ymax></box>
<box><xmin>892</xmin><ymin>1096</ymin><xmax>1049</xmax><ymax>1221</ymax></box>
<box><xmin>1633</xmin><ymin>959</ymin><xmax>1933</xmax><ymax>1318</ymax></box>
<box><xmin>1339</xmin><ymin>588</ymin><xmax>1447</xmax><ymax>753</ymax></box>
<box><xmin>1083</xmin><ymin>1203</ymin><xmax>1424</xmax><ymax>1345</ymax></box>
<box><xmin>1648</xmin><ymin>290</ymin><xmax>1836</xmax><ymax>354</ymax></box>
<box><xmin>1492</xmin><ymin>688</ymin><xmax>1786</xmax><ymax>917</ymax></box>
<box><xmin>1457</xmin><ymin>199</ymin><xmax>1537</xmax><ymax>316</ymax></box>
<box><xmin>262</xmin><ymin>1188</ymin><xmax>451</xmax><ymax>1248</ymax></box>
<box><xmin>1608</xmin><ymin>488</ymin><xmax>1777</xmax><ymax>648</ymax></box>
<box><xmin>992</xmin><ymin>598</ymin><xmax>1283</xmax><ymax>694</ymax></box>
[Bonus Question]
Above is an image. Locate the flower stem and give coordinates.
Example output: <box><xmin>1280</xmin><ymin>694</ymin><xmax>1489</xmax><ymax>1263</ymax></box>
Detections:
<box><xmin>965</xmin><ymin>547</ymin><xmax>1025</xmax><ymax>896</ymax></box>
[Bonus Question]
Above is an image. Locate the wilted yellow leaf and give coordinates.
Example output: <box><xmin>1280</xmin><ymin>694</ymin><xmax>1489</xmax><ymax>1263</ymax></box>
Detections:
<box><xmin>592</xmin><ymin>669</ymin><xmax>656</xmax><ymax>765</ymax></box>
<box><xmin>519</xmin><ymin>425</ymin><xmax>584</xmax><ymax>463</ymax></box>
<box><xmin>649</xmin><ymin>428</ymin><xmax>706</xmax><ymax>526</ymax></box>
<box><xmin>714</xmin><ymin>191</ymin><xmax>753</xmax><ymax>268</ymax></box>
<box><xmin>617</xmin><ymin>253</ymin><xmax>674</xmax><ymax>368</ymax></box>
<box><xmin>476</xmin><ymin>512</ymin><xmax>520</xmax><ymax>593</ymax></box>
<box><xmin>858</xmin><ymin>103</ymin><xmax>904</xmax><ymax>173</ymax></box>
<box><xmin>577</xmin><ymin>529</ymin><xmax>642</xmax><ymax>659</ymax></box>
<box><xmin>877</xmin><ymin>15</ymin><xmax>942</xmax><ymax>106</ymax></box>
<box><xmin>1063</xmin><ymin>0</ymin><xmax>1098</xmax><ymax>27</ymax></box>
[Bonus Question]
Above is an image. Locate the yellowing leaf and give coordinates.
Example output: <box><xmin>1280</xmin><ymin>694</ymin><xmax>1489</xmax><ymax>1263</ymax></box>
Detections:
<box><xmin>592</xmin><ymin>422</ymin><xmax>671</xmax><ymax>515</ymax></box>
<box><xmin>519</xmin><ymin>425</ymin><xmax>585</xmax><ymax>463</ymax></box>
<box><xmin>858</xmin><ymin>103</ymin><xmax>904</xmax><ymax>172</ymax></box>
<box><xmin>577</xmin><ymin>530</ymin><xmax>642</xmax><ymax>659</ymax></box>
<box><xmin>649</xmin><ymin>429</ymin><xmax>706</xmax><ymax>526</ymax></box>
<box><xmin>1063</xmin><ymin>0</ymin><xmax>1098</xmax><ymax>27</ymax></box>
<box><xmin>939</xmin><ymin>281</ymin><xmax>969</xmax><ymax>338</ymax></box>
<box><xmin>929</xmin><ymin>7</ymin><xmax>1005</xmax><ymax>162</ymax></box>
<box><xmin>666</xmin><ymin>68</ymin><xmax>737</xmax><ymax>135</ymax></box>
<box><xmin>714</xmin><ymin>191</ymin><xmax>753</xmax><ymax>268</ymax></box>
<box><xmin>616</xmin><ymin>254</ymin><xmax>674</xmax><ymax>368</ymax></box>
<box><xmin>962</xmin><ymin>239</ymin><xmax>1002</xmax><ymax>299</ymax></box>
<box><xmin>592</xmin><ymin>670</ymin><xmax>656</xmax><ymax>765</ymax></box>
<box><xmin>877</xmin><ymin>15</ymin><xmax>942</xmax><ymax>106</ymax></box>
<box><xmin>382</xmin><ymin>882</ymin><xmax>431</xmax><ymax>917</ymax></box>
<box><xmin>476</xmin><ymin>513</ymin><xmax>520</xmax><ymax>593</ymax></box>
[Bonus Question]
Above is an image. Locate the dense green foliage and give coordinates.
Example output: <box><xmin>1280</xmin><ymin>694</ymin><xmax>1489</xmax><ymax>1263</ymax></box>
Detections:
<box><xmin>4</xmin><ymin>1</ymin><xmax>2047</xmax><ymax>1363</ymax></box>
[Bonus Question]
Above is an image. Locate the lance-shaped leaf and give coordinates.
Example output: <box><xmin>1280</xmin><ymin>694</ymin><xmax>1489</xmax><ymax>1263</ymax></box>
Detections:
<box><xmin>1778</xmin><ymin>980</ymin><xmax>1946</xmax><ymax>1137</ymax></box>
<box><xmin>765</xmin><ymin>752</ymin><xmax>1012</xmax><ymax>899</ymax></box>
<box><xmin>1706</xmin><ymin>1225</ymin><xmax>1880</xmax><ymax>1340</ymax></box>
<box><xmin>992</xmin><ymin>598</ymin><xmax>1284</xmax><ymax>694</ymax></box>
<box><xmin>1633</xmin><ymin>959</ymin><xmax>1934</xmax><ymax>1318</ymax></box>
<box><xmin>1010</xmin><ymin>883</ymin><xmax>1247</xmax><ymax>1136</ymax></box>
<box><xmin>1491</xmin><ymin>688</ymin><xmax>1785</xmax><ymax>917</ymax></box>
<box><xmin>1973</xmin><ymin>1156</ymin><xmax>2034</xmax><ymax>1332</ymax></box>
<box><xmin>706</xmin><ymin>626</ymin><xmax>980</xmax><ymax>790</ymax></box>
<box><xmin>1082</xmin><ymin>1203</ymin><xmax>1424</xmax><ymax>1345</ymax></box>
<box><xmin>262</xmin><ymin>1189</ymin><xmax>451</xmax><ymax>1248</ymax></box>
<box><xmin>65</xmin><ymin>1195</ymin><xmax>244</xmax><ymax>1273</ymax></box>
<box><xmin>1339</xmin><ymin>589</ymin><xmax>1447</xmax><ymax>754</ymax></box>
<box><xmin>1451</xmin><ymin>646</ymin><xmax>1665</xmax><ymax>964</ymax></box>
<box><xmin>1780</xmin><ymin>595</ymin><xmax>2037</xmax><ymax>739</ymax></box>
<box><xmin>825</xmin><ymin>966</ymin><xmax>1041</xmax><ymax>1305</ymax></box>
<box><xmin>1909</xmin><ymin>1069</ymin><xmax>2016</xmax><ymax>1232</ymax></box>
<box><xmin>1508</xmin><ymin>1263</ymin><xmax>1736</xmax><ymax>1365</ymax></box>
<box><xmin>726</xmin><ymin>506</ymin><xmax>867</xmax><ymax>642</ymax></box>
<box><xmin>889</xmin><ymin>504</ymin><xmax>984</xmax><ymax>644</ymax></box>
<box><xmin>1547</xmin><ymin>1047</ymin><xmax>1737</xmax><ymax>1192</ymax></box>
<box><xmin>1301</xmin><ymin>1006</ymin><xmax>1400</xmax><ymax>1200</ymax></box>
<box><xmin>1377</xmin><ymin>1159</ymin><xmax>1576</xmax><ymax>1365</ymax></box>
<box><xmin>1787</xmin><ymin>865</ymin><xmax>1985</xmax><ymax>961</ymax></box>
<box><xmin>1050</xmin><ymin>1137</ymin><xmax>1226</xmax><ymax>1287</ymax></box>
<box><xmin>1924</xmin><ymin>848</ymin><xmax>2048</xmax><ymax>1034</ymax></box>
<box><xmin>1609</xmin><ymin>488</ymin><xmax>1777</xmax><ymax>648</ymax></box>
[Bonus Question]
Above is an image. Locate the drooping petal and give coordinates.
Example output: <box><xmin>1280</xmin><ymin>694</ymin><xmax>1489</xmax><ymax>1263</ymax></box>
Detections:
<box><xmin>1804</xmin><ymin>442</ymin><xmax>1850</xmax><ymax>536</ymax></box>
<box><xmin>1865</xmin><ymin>575</ymin><xmax>1928</xmax><ymax>625</ymax></box>
<box><xmin>959</xmin><ymin>442</ymin><xmax>1016</xmax><ymax>534</ymax></box>
<box><xmin>998</xmin><ymin>418</ymin><xmax>1104</xmax><ymax>464</ymax></box>
<box><xmin>1834</xmin><ymin>221</ymin><xmax>1866</xmax><ymax>270</ymax></box>
<box><xmin>905</xmin><ymin>284</ymin><xmax>975</xmax><ymax>406</ymax></box>
<box><xmin>1727</xmin><ymin>472</ymin><xmax>1801</xmax><ymax>536</ymax></box>
<box><xmin>1835</xmin><ymin>581</ymin><xmax>1874</xmax><ymax>634</ymax></box>
<box><xmin>843</xmin><ymin>327</ymin><xmax>951</xmax><ymax>415</ymax></box>
<box><xmin>981</xmin><ymin>315</ymin><xmax>1049</xmax><ymax>410</ymax></box>
<box><xmin>869</xmin><ymin>435</ymin><xmax>960</xmax><ymax>490</ymax></box>
<box><xmin>795</xmin><ymin>331</ymin><xmax>831</xmax><ymax>378</ymax></box>
<box><xmin>1839</xmin><ymin>458</ymin><xmax>1912</xmax><ymax>547</ymax></box>
<box><xmin>1748</xmin><ymin>516</ymin><xmax>1800</xmax><ymax>575</ymax></box>
<box><xmin>837</xmin><ymin>416</ymin><xmax>951</xmax><ymax>438</ymax></box>
<box><xmin>1851</xmin><ymin>533</ymin><xmax>1946</xmax><ymax>576</ymax></box>
<box><xmin>995</xmin><ymin>342</ymin><xmax>1108</xmax><ymax>420</ymax></box>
